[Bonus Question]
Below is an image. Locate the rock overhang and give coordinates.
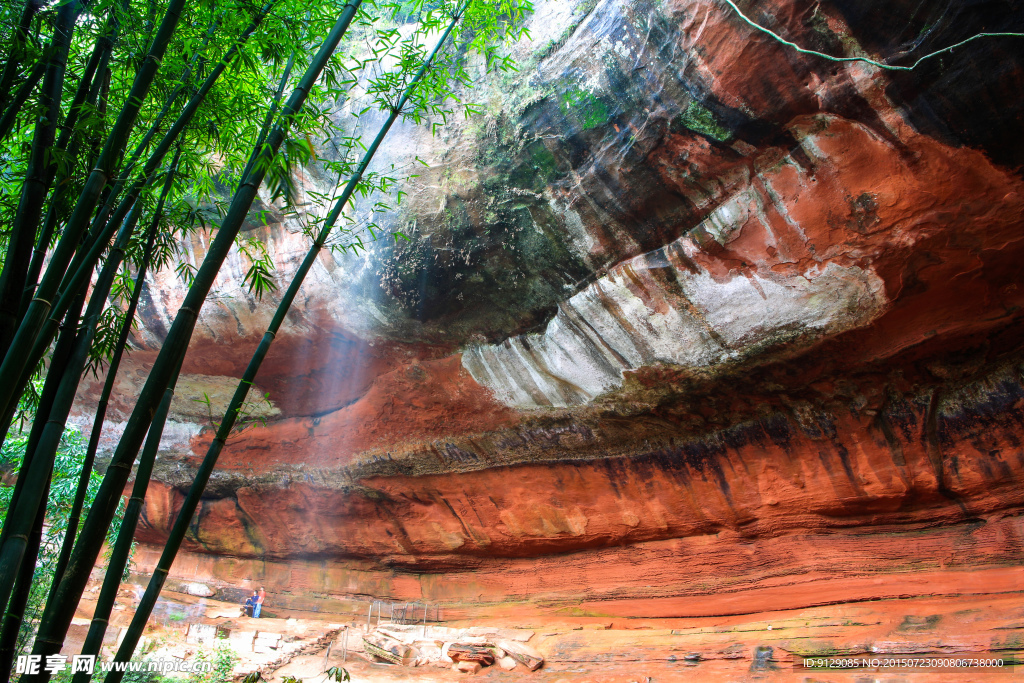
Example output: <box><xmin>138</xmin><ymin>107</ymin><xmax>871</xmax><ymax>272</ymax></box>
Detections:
<box><xmin>66</xmin><ymin>0</ymin><xmax>1024</xmax><ymax>614</ymax></box>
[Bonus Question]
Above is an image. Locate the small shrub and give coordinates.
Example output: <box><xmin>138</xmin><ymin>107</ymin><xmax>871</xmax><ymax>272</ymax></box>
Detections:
<box><xmin>188</xmin><ymin>644</ymin><xmax>239</xmax><ymax>683</ymax></box>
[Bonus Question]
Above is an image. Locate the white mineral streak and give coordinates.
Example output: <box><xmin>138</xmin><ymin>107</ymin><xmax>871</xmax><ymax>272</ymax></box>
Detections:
<box><xmin>463</xmin><ymin>191</ymin><xmax>888</xmax><ymax>408</ymax></box>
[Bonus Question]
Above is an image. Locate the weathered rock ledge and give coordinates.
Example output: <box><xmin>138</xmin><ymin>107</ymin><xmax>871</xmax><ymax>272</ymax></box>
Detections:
<box><xmin>68</xmin><ymin>0</ymin><xmax>1024</xmax><ymax>635</ymax></box>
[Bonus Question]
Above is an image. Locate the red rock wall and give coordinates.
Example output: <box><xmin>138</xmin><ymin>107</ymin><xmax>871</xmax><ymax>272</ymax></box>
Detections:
<box><xmin>109</xmin><ymin>0</ymin><xmax>1024</xmax><ymax>619</ymax></box>
<box><xmin>137</xmin><ymin>358</ymin><xmax>1024</xmax><ymax>564</ymax></box>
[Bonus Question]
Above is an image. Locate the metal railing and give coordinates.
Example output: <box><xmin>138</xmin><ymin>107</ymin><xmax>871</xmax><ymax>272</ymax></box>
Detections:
<box><xmin>366</xmin><ymin>600</ymin><xmax>442</xmax><ymax>631</ymax></box>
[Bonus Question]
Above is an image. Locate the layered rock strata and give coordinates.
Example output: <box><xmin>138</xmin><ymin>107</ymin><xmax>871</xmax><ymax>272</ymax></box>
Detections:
<box><xmin>70</xmin><ymin>0</ymin><xmax>1024</xmax><ymax>626</ymax></box>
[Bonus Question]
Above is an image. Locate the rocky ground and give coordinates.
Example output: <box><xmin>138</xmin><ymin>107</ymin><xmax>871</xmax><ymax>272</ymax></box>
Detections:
<box><xmin>67</xmin><ymin>569</ymin><xmax>1023</xmax><ymax>683</ymax></box>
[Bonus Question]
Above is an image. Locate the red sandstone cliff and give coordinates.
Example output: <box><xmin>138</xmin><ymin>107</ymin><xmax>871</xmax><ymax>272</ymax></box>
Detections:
<box><xmin>72</xmin><ymin>0</ymin><xmax>1024</xmax><ymax>636</ymax></box>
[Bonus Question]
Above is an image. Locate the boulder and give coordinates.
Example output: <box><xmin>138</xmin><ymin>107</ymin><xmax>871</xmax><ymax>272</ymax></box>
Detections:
<box><xmin>183</xmin><ymin>583</ymin><xmax>215</xmax><ymax>597</ymax></box>
<box><xmin>448</xmin><ymin>644</ymin><xmax>495</xmax><ymax>666</ymax></box>
<box><xmin>495</xmin><ymin>639</ymin><xmax>543</xmax><ymax>671</ymax></box>
<box><xmin>363</xmin><ymin>632</ymin><xmax>413</xmax><ymax>665</ymax></box>
<box><xmin>455</xmin><ymin>660</ymin><xmax>482</xmax><ymax>674</ymax></box>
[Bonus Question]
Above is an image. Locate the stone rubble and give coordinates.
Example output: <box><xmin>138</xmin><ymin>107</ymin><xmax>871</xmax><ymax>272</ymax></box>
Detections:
<box><xmin>359</xmin><ymin>623</ymin><xmax>542</xmax><ymax>673</ymax></box>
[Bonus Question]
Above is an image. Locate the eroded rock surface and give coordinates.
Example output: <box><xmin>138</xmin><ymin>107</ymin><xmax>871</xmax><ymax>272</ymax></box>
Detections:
<box><xmin>74</xmin><ymin>0</ymin><xmax>1024</xmax><ymax>631</ymax></box>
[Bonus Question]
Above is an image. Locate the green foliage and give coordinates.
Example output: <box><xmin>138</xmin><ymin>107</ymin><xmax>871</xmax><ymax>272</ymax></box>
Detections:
<box><xmin>0</xmin><ymin>0</ymin><xmax>532</xmax><ymax>667</ymax></box>
<box><xmin>10</xmin><ymin>367</ymin><xmax>45</xmax><ymax>432</ymax></box>
<box><xmin>0</xmin><ymin>0</ymin><xmax>534</xmax><ymax>336</ymax></box>
<box><xmin>0</xmin><ymin>427</ymin><xmax>128</xmax><ymax>652</ymax></box>
<box><xmin>116</xmin><ymin>663</ymin><xmax>174</xmax><ymax>683</ymax></box>
<box><xmin>238</xmin><ymin>236</ymin><xmax>278</xmax><ymax>300</ymax></box>
<box><xmin>188</xmin><ymin>644</ymin><xmax>239</xmax><ymax>683</ymax></box>
<box><xmin>325</xmin><ymin>666</ymin><xmax>351</xmax><ymax>681</ymax></box>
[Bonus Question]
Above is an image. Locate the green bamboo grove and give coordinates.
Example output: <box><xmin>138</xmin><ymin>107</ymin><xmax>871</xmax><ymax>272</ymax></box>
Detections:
<box><xmin>0</xmin><ymin>0</ymin><xmax>530</xmax><ymax>678</ymax></box>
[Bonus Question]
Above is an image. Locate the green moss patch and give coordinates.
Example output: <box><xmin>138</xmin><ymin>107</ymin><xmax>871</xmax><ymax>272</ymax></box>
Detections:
<box><xmin>678</xmin><ymin>99</ymin><xmax>732</xmax><ymax>142</ymax></box>
<box><xmin>559</xmin><ymin>87</ymin><xmax>610</xmax><ymax>131</ymax></box>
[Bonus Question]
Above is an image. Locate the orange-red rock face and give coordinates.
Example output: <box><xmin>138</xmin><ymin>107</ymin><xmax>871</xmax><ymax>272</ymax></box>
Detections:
<box><xmin>90</xmin><ymin>0</ymin><xmax>1024</xmax><ymax>632</ymax></box>
<box><xmin>137</xmin><ymin>361</ymin><xmax>1024</xmax><ymax>565</ymax></box>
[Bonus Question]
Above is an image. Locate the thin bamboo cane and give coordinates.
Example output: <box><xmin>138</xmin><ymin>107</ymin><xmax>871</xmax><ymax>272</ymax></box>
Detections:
<box><xmin>0</xmin><ymin>201</ymin><xmax>141</xmax><ymax>555</ymax></box>
<box><xmin>19</xmin><ymin>0</ymin><xmax>138</xmax><ymax>325</ymax></box>
<box><xmin>0</xmin><ymin>467</ymin><xmax>49</xmax><ymax>680</ymax></box>
<box><xmin>0</xmin><ymin>60</ymin><xmax>44</xmax><ymax>144</ymax></box>
<box><xmin>57</xmin><ymin>1</ymin><xmax>268</xmax><ymax>285</ymax></box>
<box><xmin>47</xmin><ymin>150</ymin><xmax>181</xmax><ymax>598</ymax></box>
<box><xmin>25</xmin><ymin>5</ymin><xmax>366</xmax><ymax>673</ymax></box>
<box><xmin>0</xmin><ymin>63</ymin><xmax>116</xmax><ymax>459</ymax></box>
<box><xmin>0</xmin><ymin>0</ymin><xmax>189</xmax><ymax>420</ymax></box>
<box><xmin>0</xmin><ymin>283</ymin><xmax>87</xmax><ymax>620</ymax></box>
<box><xmin>54</xmin><ymin>6</ymin><xmax>221</xmax><ymax>267</ymax></box>
<box><xmin>0</xmin><ymin>151</ymin><xmax>172</xmax><ymax>618</ymax></box>
<box><xmin>0</xmin><ymin>0</ymin><xmax>79</xmax><ymax>360</ymax></box>
<box><xmin>103</xmin><ymin>14</ymin><xmax>463</xmax><ymax>680</ymax></box>
<box><xmin>37</xmin><ymin>10</ymin><xmax>221</xmax><ymax>332</ymax></box>
<box><xmin>0</xmin><ymin>2</ymin><xmax>275</xmax><ymax>441</ymax></box>
<box><xmin>0</xmin><ymin>284</ymin><xmax>82</xmax><ymax>559</ymax></box>
<box><xmin>0</xmin><ymin>197</ymin><xmax>142</xmax><ymax>616</ymax></box>
<box><xmin>70</xmin><ymin>355</ymin><xmax>184</xmax><ymax>683</ymax></box>
<box><xmin>9</xmin><ymin>32</ymin><xmax>267</xmax><ymax>421</ymax></box>
<box><xmin>0</xmin><ymin>62</ymin><xmax>115</xmax><ymax>449</ymax></box>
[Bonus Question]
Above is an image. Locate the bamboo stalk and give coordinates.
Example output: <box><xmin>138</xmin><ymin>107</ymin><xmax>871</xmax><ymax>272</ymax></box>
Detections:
<box><xmin>70</xmin><ymin>356</ymin><xmax>183</xmax><ymax>683</ymax></box>
<box><xmin>0</xmin><ymin>60</ymin><xmax>44</xmax><ymax>144</ymax></box>
<box><xmin>25</xmin><ymin>5</ymin><xmax>367</xmax><ymax>673</ymax></box>
<box><xmin>0</xmin><ymin>197</ymin><xmax>141</xmax><ymax>616</ymax></box>
<box><xmin>36</xmin><ymin>8</ymin><xmax>224</xmax><ymax>333</ymax></box>
<box><xmin>103</xmin><ymin>14</ymin><xmax>463</xmax><ymax>680</ymax></box>
<box><xmin>0</xmin><ymin>2</ymin><xmax>275</xmax><ymax>442</ymax></box>
<box><xmin>0</xmin><ymin>467</ymin><xmax>49</xmax><ymax>680</ymax></box>
<box><xmin>60</xmin><ymin>1</ymin><xmax>271</xmax><ymax>288</ymax></box>
<box><xmin>47</xmin><ymin>151</ymin><xmax>180</xmax><ymax>599</ymax></box>
<box><xmin>19</xmin><ymin>0</ymin><xmax>133</xmax><ymax>325</ymax></box>
<box><xmin>0</xmin><ymin>56</ymin><xmax>117</xmax><ymax>457</ymax></box>
<box><xmin>0</xmin><ymin>0</ymin><xmax>190</xmax><ymax>422</ymax></box>
<box><xmin>59</xmin><ymin>6</ymin><xmax>221</xmax><ymax>259</ymax></box>
<box><xmin>0</xmin><ymin>0</ymin><xmax>79</xmax><ymax>361</ymax></box>
<box><xmin>0</xmin><ymin>293</ymin><xmax>78</xmax><ymax>560</ymax></box>
<box><xmin>0</xmin><ymin>147</ymin><xmax>177</xmax><ymax>620</ymax></box>
<box><xmin>0</xmin><ymin>283</ymin><xmax>88</xmax><ymax>621</ymax></box>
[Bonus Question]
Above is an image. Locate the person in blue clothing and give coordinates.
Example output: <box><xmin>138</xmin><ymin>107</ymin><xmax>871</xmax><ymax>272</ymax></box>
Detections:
<box><xmin>254</xmin><ymin>587</ymin><xmax>266</xmax><ymax>618</ymax></box>
<box><xmin>243</xmin><ymin>590</ymin><xmax>258</xmax><ymax>617</ymax></box>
